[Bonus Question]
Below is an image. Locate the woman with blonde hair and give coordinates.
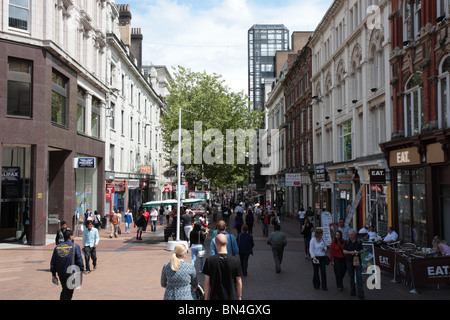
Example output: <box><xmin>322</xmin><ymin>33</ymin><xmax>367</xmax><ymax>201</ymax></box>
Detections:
<box><xmin>309</xmin><ymin>228</ymin><xmax>328</xmax><ymax>290</ymax></box>
<box><xmin>161</xmin><ymin>244</ymin><xmax>199</xmax><ymax>300</ymax></box>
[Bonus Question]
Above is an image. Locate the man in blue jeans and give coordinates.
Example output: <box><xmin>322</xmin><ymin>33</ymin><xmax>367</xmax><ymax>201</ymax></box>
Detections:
<box><xmin>343</xmin><ymin>229</ymin><xmax>365</xmax><ymax>299</ymax></box>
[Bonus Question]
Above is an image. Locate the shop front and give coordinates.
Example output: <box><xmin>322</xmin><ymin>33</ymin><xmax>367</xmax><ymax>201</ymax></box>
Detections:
<box><xmin>1</xmin><ymin>145</ymin><xmax>32</xmax><ymax>239</ymax></box>
<box><xmin>383</xmin><ymin>141</ymin><xmax>450</xmax><ymax>247</ymax></box>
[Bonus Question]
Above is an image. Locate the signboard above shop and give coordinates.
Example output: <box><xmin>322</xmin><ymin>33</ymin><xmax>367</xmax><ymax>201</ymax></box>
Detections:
<box><xmin>74</xmin><ymin>157</ymin><xmax>96</xmax><ymax>168</ymax></box>
<box><xmin>285</xmin><ymin>173</ymin><xmax>301</xmax><ymax>187</ymax></box>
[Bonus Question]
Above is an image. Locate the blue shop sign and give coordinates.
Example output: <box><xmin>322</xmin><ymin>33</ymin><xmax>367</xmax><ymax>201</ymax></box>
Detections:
<box><xmin>76</xmin><ymin>157</ymin><xmax>96</xmax><ymax>168</ymax></box>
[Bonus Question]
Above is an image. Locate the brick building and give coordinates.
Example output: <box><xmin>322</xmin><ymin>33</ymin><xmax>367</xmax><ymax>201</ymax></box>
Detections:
<box><xmin>381</xmin><ymin>0</ymin><xmax>450</xmax><ymax>246</ymax></box>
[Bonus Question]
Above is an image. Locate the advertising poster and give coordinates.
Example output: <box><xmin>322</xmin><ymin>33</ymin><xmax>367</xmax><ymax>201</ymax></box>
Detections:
<box><xmin>361</xmin><ymin>242</ymin><xmax>375</xmax><ymax>274</ymax></box>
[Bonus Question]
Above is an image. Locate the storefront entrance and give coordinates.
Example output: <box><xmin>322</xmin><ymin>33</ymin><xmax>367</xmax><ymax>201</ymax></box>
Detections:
<box><xmin>0</xmin><ymin>145</ymin><xmax>31</xmax><ymax>240</ymax></box>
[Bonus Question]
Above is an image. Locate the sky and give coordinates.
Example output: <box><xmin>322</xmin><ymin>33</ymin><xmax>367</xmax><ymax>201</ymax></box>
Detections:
<box><xmin>115</xmin><ymin>0</ymin><xmax>333</xmax><ymax>94</ymax></box>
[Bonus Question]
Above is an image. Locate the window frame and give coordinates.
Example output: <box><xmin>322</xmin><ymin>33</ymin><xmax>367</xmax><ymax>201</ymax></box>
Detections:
<box><xmin>7</xmin><ymin>56</ymin><xmax>33</xmax><ymax>118</ymax></box>
<box><xmin>404</xmin><ymin>73</ymin><xmax>423</xmax><ymax>137</ymax></box>
<box><xmin>438</xmin><ymin>56</ymin><xmax>450</xmax><ymax>129</ymax></box>
<box><xmin>51</xmin><ymin>70</ymin><xmax>68</xmax><ymax>127</ymax></box>
<box><xmin>339</xmin><ymin>120</ymin><xmax>353</xmax><ymax>162</ymax></box>
<box><xmin>8</xmin><ymin>0</ymin><xmax>31</xmax><ymax>32</ymax></box>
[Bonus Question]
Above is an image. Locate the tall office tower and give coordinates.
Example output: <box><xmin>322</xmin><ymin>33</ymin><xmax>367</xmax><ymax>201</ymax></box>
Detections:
<box><xmin>248</xmin><ymin>24</ymin><xmax>289</xmax><ymax>112</ymax></box>
<box><xmin>248</xmin><ymin>25</ymin><xmax>289</xmax><ymax>192</ymax></box>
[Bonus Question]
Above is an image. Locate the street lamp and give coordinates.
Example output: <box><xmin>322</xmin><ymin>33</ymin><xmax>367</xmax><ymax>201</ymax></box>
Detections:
<box><xmin>166</xmin><ymin>107</ymin><xmax>199</xmax><ymax>251</ymax></box>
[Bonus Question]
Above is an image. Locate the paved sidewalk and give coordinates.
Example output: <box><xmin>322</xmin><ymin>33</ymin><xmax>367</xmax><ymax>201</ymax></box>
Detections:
<box><xmin>0</xmin><ymin>215</ymin><xmax>449</xmax><ymax>300</ymax></box>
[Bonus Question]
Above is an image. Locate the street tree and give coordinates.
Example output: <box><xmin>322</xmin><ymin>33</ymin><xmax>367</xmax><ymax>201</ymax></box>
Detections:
<box><xmin>161</xmin><ymin>66</ymin><xmax>264</xmax><ymax>189</ymax></box>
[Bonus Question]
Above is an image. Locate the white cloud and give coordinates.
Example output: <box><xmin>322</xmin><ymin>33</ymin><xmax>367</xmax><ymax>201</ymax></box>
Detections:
<box><xmin>119</xmin><ymin>0</ymin><xmax>331</xmax><ymax>93</ymax></box>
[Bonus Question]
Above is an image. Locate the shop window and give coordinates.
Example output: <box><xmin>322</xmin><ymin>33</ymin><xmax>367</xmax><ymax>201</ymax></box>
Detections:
<box><xmin>8</xmin><ymin>0</ymin><xmax>30</xmax><ymax>31</ymax></box>
<box><xmin>51</xmin><ymin>70</ymin><xmax>68</xmax><ymax>126</ymax></box>
<box><xmin>404</xmin><ymin>73</ymin><xmax>423</xmax><ymax>136</ymax></box>
<box><xmin>441</xmin><ymin>185</ymin><xmax>450</xmax><ymax>243</ymax></box>
<box><xmin>396</xmin><ymin>168</ymin><xmax>427</xmax><ymax>247</ymax></box>
<box><xmin>7</xmin><ymin>57</ymin><xmax>32</xmax><ymax>118</ymax></box>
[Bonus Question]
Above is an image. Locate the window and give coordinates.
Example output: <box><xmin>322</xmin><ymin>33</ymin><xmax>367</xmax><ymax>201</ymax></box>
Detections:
<box><xmin>339</xmin><ymin>121</ymin><xmax>353</xmax><ymax>161</ymax></box>
<box><xmin>396</xmin><ymin>168</ymin><xmax>427</xmax><ymax>247</ymax></box>
<box><xmin>7</xmin><ymin>57</ymin><xmax>32</xmax><ymax>117</ymax></box>
<box><xmin>109</xmin><ymin>102</ymin><xmax>115</xmax><ymax>129</ymax></box>
<box><xmin>9</xmin><ymin>0</ymin><xmax>30</xmax><ymax>31</ymax></box>
<box><xmin>404</xmin><ymin>73</ymin><xmax>423</xmax><ymax>136</ymax></box>
<box><xmin>404</xmin><ymin>0</ymin><xmax>421</xmax><ymax>41</ymax></box>
<box><xmin>110</xmin><ymin>144</ymin><xmax>115</xmax><ymax>171</ymax></box>
<box><xmin>91</xmin><ymin>97</ymin><xmax>100</xmax><ymax>138</ymax></box>
<box><xmin>77</xmin><ymin>87</ymin><xmax>86</xmax><ymax>132</ymax></box>
<box><xmin>438</xmin><ymin>56</ymin><xmax>450</xmax><ymax>129</ymax></box>
<box><xmin>51</xmin><ymin>70</ymin><xmax>68</xmax><ymax>126</ymax></box>
<box><xmin>437</xmin><ymin>0</ymin><xmax>449</xmax><ymax>19</ymax></box>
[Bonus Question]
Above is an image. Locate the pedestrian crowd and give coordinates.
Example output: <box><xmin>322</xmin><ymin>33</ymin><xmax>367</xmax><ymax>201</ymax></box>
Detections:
<box><xmin>49</xmin><ymin>201</ymin><xmax>398</xmax><ymax>301</ymax></box>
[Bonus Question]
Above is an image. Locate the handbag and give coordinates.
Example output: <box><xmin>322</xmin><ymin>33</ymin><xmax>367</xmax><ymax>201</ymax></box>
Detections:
<box><xmin>325</xmin><ymin>255</ymin><xmax>331</xmax><ymax>265</ymax></box>
<box><xmin>353</xmin><ymin>255</ymin><xmax>360</xmax><ymax>266</ymax></box>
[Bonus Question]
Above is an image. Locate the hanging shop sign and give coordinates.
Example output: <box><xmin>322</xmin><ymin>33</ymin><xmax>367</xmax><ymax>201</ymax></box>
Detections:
<box><xmin>315</xmin><ymin>165</ymin><xmax>326</xmax><ymax>182</ymax></box>
<box><xmin>369</xmin><ymin>169</ymin><xmax>386</xmax><ymax>184</ymax></box>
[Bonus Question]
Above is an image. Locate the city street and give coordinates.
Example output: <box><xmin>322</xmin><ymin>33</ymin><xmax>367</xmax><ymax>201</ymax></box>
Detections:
<box><xmin>0</xmin><ymin>213</ymin><xmax>449</xmax><ymax>301</ymax></box>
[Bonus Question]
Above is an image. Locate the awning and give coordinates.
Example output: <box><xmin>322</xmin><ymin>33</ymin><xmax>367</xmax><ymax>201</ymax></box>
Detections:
<box><xmin>142</xmin><ymin>198</ymin><xmax>206</xmax><ymax>208</ymax></box>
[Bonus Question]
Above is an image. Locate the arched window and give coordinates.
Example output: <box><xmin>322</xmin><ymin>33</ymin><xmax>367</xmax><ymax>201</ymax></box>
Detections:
<box><xmin>336</xmin><ymin>60</ymin><xmax>345</xmax><ymax>109</ymax></box>
<box><xmin>438</xmin><ymin>56</ymin><xmax>450</xmax><ymax>129</ymax></box>
<box><xmin>324</xmin><ymin>73</ymin><xmax>332</xmax><ymax>118</ymax></box>
<box><xmin>404</xmin><ymin>73</ymin><xmax>423</xmax><ymax>136</ymax></box>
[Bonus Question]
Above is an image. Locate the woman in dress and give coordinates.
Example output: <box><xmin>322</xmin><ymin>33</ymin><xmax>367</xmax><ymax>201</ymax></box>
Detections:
<box><xmin>161</xmin><ymin>244</ymin><xmax>199</xmax><ymax>300</ymax></box>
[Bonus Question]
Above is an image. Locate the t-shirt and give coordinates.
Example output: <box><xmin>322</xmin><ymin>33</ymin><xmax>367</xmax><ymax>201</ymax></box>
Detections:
<box><xmin>202</xmin><ymin>254</ymin><xmax>242</xmax><ymax>300</ymax></box>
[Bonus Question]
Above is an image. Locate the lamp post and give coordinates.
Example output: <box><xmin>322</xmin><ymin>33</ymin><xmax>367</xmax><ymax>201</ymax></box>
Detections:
<box><xmin>166</xmin><ymin>107</ymin><xmax>199</xmax><ymax>251</ymax></box>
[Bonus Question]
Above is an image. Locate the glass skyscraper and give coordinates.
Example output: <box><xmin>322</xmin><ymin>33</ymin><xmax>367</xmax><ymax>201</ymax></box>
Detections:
<box><xmin>248</xmin><ymin>24</ymin><xmax>289</xmax><ymax>111</ymax></box>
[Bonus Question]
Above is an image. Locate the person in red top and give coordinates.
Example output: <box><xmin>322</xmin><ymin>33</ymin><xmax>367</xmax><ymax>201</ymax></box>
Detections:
<box><xmin>330</xmin><ymin>230</ymin><xmax>346</xmax><ymax>291</ymax></box>
<box><xmin>142</xmin><ymin>208</ymin><xmax>150</xmax><ymax>232</ymax></box>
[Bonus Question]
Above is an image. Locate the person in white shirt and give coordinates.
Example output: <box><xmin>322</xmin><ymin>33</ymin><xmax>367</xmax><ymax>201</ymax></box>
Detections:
<box><xmin>383</xmin><ymin>227</ymin><xmax>399</xmax><ymax>243</ymax></box>
<box><xmin>82</xmin><ymin>221</ymin><xmax>99</xmax><ymax>273</ymax></box>
<box><xmin>150</xmin><ymin>207</ymin><xmax>158</xmax><ymax>233</ymax></box>
<box><xmin>359</xmin><ymin>226</ymin><xmax>368</xmax><ymax>234</ymax></box>
<box><xmin>298</xmin><ymin>207</ymin><xmax>306</xmax><ymax>233</ymax></box>
<box><xmin>368</xmin><ymin>226</ymin><xmax>378</xmax><ymax>241</ymax></box>
<box><xmin>309</xmin><ymin>228</ymin><xmax>328</xmax><ymax>290</ymax></box>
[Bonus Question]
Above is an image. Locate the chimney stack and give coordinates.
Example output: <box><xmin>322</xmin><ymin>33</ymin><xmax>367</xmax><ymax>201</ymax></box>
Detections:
<box><xmin>131</xmin><ymin>27</ymin><xmax>143</xmax><ymax>69</ymax></box>
<box><xmin>116</xmin><ymin>4</ymin><xmax>143</xmax><ymax>69</ymax></box>
<box><xmin>117</xmin><ymin>4</ymin><xmax>132</xmax><ymax>45</ymax></box>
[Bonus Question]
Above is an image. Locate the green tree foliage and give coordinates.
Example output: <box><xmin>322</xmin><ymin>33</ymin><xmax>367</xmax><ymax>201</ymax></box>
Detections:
<box><xmin>161</xmin><ymin>66</ymin><xmax>264</xmax><ymax>188</ymax></box>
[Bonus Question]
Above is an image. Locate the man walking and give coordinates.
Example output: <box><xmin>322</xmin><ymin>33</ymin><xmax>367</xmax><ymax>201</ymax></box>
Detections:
<box><xmin>50</xmin><ymin>230</ymin><xmax>84</xmax><ymax>300</ymax></box>
<box><xmin>210</xmin><ymin>220</ymin><xmax>239</xmax><ymax>256</ymax></box>
<box><xmin>109</xmin><ymin>211</ymin><xmax>119</xmax><ymax>238</ymax></box>
<box><xmin>267</xmin><ymin>224</ymin><xmax>287</xmax><ymax>273</ymax></box>
<box><xmin>343</xmin><ymin>229</ymin><xmax>365</xmax><ymax>299</ymax></box>
<box><xmin>82</xmin><ymin>220</ymin><xmax>99</xmax><ymax>274</ymax></box>
<box><xmin>203</xmin><ymin>233</ymin><xmax>242</xmax><ymax>300</ymax></box>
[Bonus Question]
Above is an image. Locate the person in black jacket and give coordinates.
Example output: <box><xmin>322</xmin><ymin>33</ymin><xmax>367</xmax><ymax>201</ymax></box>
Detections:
<box><xmin>50</xmin><ymin>230</ymin><xmax>84</xmax><ymax>300</ymax></box>
<box><xmin>190</xmin><ymin>223</ymin><xmax>206</xmax><ymax>272</ymax></box>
